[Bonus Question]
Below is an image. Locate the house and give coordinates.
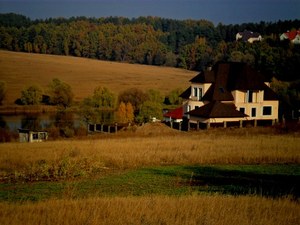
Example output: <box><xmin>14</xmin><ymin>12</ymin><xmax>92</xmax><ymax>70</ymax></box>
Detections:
<box><xmin>180</xmin><ymin>62</ymin><xmax>279</xmax><ymax>128</ymax></box>
<box><xmin>280</xmin><ymin>30</ymin><xmax>300</xmax><ymax>44</ymax></box>
<box><xmin>236</xmin><ymin>30</ymin><xmax>262</xmax><ymax>43</ymax></box>
<box><xmin>18</xmin><ymin>129</ymin><xmax>48</xmax><ymax>143</ymax></box>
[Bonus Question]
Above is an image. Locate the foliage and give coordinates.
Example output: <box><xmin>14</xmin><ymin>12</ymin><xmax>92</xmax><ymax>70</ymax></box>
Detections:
<box><xmin>92</xmin><ymin>86</ymin><xmax>116</xmax><ymax>109</ymax></box>
<box><xmin>167</xmin><ymin>88</ymin><xmax>183</xmax><ymax>105</ymax></box>
<box><xmin>20</xmin><ymin>84</ymin><xmax>43</xmax><ymax>105</ymax></box>
<box><xmin>136</xmin><ymin>100</ymin><xmax>163</xmax><ymax>123</ymax></box>
<box><xmin>1</xmin><ymin>13</ymin><xmax>299</xmax><ymax>81</ymax></box>
<box><xmin>146</xmin><ymin>89</ymin><xmax>164</xmax><ymax>103</ymax></box>
<box><xmin>116</xmin><ymin>102</ymin><xmax>134</xmax><ymax>124</ymax></box>
<box><xmin>0</xmin><ymin>81</ymin><xmax>7</xmax><ymax>105</ymax></box>
<box><xmin>118</xmin><ymin>88</ymin><xmax>148</xmax><ymax>113</ymax></box>
<box><xmin>48</xmin><ymin>78</ymin><xmax>74</xmax><ymax>108</ymax></box>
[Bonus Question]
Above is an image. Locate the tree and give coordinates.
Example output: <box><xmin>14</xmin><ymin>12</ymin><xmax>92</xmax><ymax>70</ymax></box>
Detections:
<box><xmin>146</xmin><ymin>89</ymin><xmax>164</xmax><ymax>103</ymax></box>
<box><xmin>118</xmin><ymin>88</ymin><xmax>148</xmax><ymax>113</ymax></box>
<box><xmin>48</xmin><ymin>78</ymin><xmax>74</xmax><ymax>108</ymax></box>
<box><xmin>136</xmin><ymin>101</ymin><xmax>163</xmax><ymax>123</ymax></box>
<box><xmin>92</xmin><ymin>86</ymin><xmax>116</xmax><ymax>109</ymax></box>
<box><xmin>0</xmin><ymin>81</ymin><xmax>7</xmax><ymax>105</ymax></box>
<box><xmin>20</xmin><ymin>84</ymin><xmax>43</xmax><ymax>105</ymax></box>
<box><xmin>116</xmin><ymin>101</ymin><xmax>134</xmax><ymax>123</ymax></box>
<box><xmin>167</xmin><ymin>88</ymin><xmax>183</xmax><ymax>105</ymax></box>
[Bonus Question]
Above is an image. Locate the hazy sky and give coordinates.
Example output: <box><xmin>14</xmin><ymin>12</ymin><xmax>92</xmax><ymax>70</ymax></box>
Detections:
<box><xmin>0</xmin><ymin>0</ymin><xmax>299</xmax><ymax>25</ymax></box>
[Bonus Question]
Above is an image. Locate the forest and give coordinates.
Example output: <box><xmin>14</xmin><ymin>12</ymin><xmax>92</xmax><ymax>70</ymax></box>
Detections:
<box><xmin>0</xmin><ymin>13</ymin><xmax>300</xmax><ymax>82</ymax></box>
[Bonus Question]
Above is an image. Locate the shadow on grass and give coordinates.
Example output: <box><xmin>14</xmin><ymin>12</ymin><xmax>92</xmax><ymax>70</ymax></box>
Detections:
<box><xmin>146</xmin><ymin>165</ymin><xmax>300</xmax><ymax>198</ymax></box>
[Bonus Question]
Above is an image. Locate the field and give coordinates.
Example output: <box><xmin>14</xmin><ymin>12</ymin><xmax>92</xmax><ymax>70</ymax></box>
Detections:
<box><xmin>1</xmin><ymin>50</ymin><xmax>300</xmax><ymax>224</ymax></box>
<box><xmin>0</xmin><ymin>50</ymin><xmax>195</xmax><ymax>104</ymax></box>
<box><xmin>0</xmin><ymin>124</ymin><xmax>300</xmax><ymax>224</ymax></box>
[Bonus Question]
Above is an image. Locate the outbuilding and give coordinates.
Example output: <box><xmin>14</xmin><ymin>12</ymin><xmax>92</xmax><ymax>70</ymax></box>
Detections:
<box><xmin>18</xmin><ymin>129</ymin><xmax>48</xmax><ymax>143</ymax></box>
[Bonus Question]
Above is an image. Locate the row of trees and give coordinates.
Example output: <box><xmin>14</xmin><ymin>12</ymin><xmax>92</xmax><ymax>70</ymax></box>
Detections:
<box><xmin>0</xmin><ymin>79</ymin><xmax>182</xmax><ymax>124</ymax></box>
<box><xmin>1</xmin><ymin>13</ymin><xmax>300</xmax><ymax>80</ymax></box>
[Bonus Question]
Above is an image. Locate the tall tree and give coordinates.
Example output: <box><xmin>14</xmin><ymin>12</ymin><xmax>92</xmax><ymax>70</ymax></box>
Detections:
<box><xmin>20</xmin><ymin>84</ymin><xmax>43</xmax><ymax>105</ymax></box>
<box><xmin>48</xmin><ymin>78</ymin><xmax>74</xmax><ymax>108</ymax></box>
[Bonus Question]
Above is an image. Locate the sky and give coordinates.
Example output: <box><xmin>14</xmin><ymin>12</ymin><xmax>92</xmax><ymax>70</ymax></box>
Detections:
<box><xmin>0</xmin><ymin>0</ymin><xmax>299</xmax><ymax>25</ymax></box>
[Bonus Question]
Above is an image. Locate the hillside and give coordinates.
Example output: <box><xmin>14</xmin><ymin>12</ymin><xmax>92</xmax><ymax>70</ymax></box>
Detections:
<box><xmin>0</xmin><ymin>50</ymin><xmax>196</xmax><ymax>104</ymax></box>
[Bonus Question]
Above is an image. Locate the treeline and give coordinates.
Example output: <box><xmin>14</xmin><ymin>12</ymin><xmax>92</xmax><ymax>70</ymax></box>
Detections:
<box><xmin>1</xmin><ymin>13</ymin><xmax>300</xmax><ymax>80</ymax></box>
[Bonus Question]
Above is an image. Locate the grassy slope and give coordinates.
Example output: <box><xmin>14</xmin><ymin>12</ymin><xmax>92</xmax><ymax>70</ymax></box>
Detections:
<box><xmin>0</xmin><ymin>50</ymin><xmax>196</xmax><ymax>104</ymax></box>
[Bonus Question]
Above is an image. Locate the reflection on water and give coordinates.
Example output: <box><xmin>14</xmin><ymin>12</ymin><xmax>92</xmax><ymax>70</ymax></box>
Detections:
<box><xmin>0</xmin><ymin>111</ymin><xmax>116</xmax><ymax>132</ymax></box>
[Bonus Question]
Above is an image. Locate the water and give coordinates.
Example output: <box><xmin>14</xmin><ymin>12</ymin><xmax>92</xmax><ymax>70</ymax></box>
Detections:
<box><xmin>0</xmin><ymin>111</ymin><xmax>116</xmax><ymax>132</ymax></box>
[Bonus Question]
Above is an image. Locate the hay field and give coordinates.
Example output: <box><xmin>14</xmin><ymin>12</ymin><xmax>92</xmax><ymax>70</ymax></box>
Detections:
<box><xmin>0</xmin><ymin>50</ymin><xmax>196</xmax><ymax>104</ymax></box>
<box><xmin>0</xmin><ymin>125</ymin><xmax>299</xmax><ymax>224</ymax></box>
<box><xmin>1</xmin><ymin>126</ymin><xmax>299</xmax><ymax>180</ymax></box>
<box><xmin>1</xmin><ymin>195</ymin><xmax>299</xmax><ymax>225</ymax></box>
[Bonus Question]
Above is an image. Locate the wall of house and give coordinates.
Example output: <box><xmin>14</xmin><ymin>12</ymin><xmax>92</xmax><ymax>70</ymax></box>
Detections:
<box><xmin>235</xmin><ymin>100</ymin><xmax>278</xmax><ymax>120</ymax></box>
<box><xmin>183</xmin><ymin>83</ymin><xmax>212</xmax><ymax>114</ymax></box>
<box><xmin>232</xmin><ymin>90</ymin><xmax>264</xmax><ymax>104</ymax></box>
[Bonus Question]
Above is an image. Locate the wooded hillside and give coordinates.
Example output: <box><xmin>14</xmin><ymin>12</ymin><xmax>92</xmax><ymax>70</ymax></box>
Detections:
<box><xmin>1</xmin><ymin>13</ymin><xmax>300</xmax><ymax>81</ymax></box>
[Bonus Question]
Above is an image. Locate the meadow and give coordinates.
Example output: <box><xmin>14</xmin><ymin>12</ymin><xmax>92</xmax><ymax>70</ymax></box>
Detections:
<box><xmin>0</xmin><ymin>50</ymin><xmax>299</xmax><ymax>224</ymax></box>
<box><xmin>0</xmin><ymin>50</ymin><xmax>195</xmax><ymax>104</ymax></box>
<box><xmin>0</xmin><ymin>124</ymin><xmax>299</xmax><ymax>224</ymax></box>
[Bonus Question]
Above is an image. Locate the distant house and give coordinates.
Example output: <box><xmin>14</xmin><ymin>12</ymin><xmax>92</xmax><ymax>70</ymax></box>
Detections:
<box><xmin>236</xmin><ymin>30</ymin><xmax>262</xmax><ymax>43</ymax></box>
<box><xmin>180</xmin><ymin>62</ymin><xmax>279</xmax><ymax>128</ymax></box>
<box><xmin>280</xmin><ymin>30</ymin><xmax>300</xmax><ymax>44</ymax></box>
<box><xmin>18</xmin><ymin>129</ymin><xmax>48</xmax><ymax>143</ymax></box>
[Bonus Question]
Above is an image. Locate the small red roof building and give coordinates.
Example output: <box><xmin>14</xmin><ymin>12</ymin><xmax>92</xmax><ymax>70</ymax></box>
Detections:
<box><xmin>163</xmin><ymin>106</ymin><xmax>183</xmax><ymax>122</ymax></box>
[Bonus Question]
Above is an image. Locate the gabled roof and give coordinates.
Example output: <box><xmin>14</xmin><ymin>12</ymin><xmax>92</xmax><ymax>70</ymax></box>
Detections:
<box><xmin>190</xmin><ymin>70</ymin><xmax>215</xmax><ymax>83</ymax></box>
<box><xmin>163</xmin><ymin>106</ymin><xmax>183</xmax><ymax>119</ymax></box>
<box><xmin>179</xmin><ymin>87</ymin><xmax>191</xmax><ymax>99</ymax></box>
<box><xmin>202</xmin><ymin>83</ymin><xmax>234</xmax><ymax>101</ymax></box>
<box><xmin>186</xmin><ymin>101</ymin><xmax>248</xmax><ymax>118</ymax></box>
<box><xmin>237</xmin><ymin>30</ymin><xmax>261</xmax><ymax>42</ymax></box>
<box><xmin>283</xmin><ymin>30</ymin><xmax>300</xmax><ymax>41</ymax></box>
<box><xmin>180</xmin><ymin>62</ymin><xmax>278</xmax><ymax>101</ymax></box>
<box><xmin>263</xmin><ymin>85</ymin><xmax>278</xmax><ymax>100</ymax></box>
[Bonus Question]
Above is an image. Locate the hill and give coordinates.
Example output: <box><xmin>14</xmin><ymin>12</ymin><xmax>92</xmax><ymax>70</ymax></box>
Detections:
<box><xmin>0</xmin><ymin>50</ymin><xmax>196</xmax><ymax>104</ymax></box>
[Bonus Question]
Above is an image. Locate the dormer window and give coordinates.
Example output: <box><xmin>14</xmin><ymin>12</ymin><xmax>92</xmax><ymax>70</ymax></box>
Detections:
<box><xmin>193</xmin><ymin>87</ymin><xmax>203</xmax><ymax>101</ymax></box>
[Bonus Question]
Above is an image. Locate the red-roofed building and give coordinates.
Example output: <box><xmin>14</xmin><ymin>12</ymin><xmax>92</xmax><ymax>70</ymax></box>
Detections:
<box><xmin>163</xmin><ymin>106</ymin><xmax>183</xmax><ymax>122</ymax></box>
<box><xmin>280</xmin><ymin>30</ymin><xmax>300</xmax><ymax>44</ymax></box>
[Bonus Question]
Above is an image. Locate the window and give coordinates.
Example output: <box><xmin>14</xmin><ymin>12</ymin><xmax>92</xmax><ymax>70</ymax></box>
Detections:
<box><xmin>247</xmin><ymin>90</ymin><xmax>253</xmax><ymax>103</ymax></box>
<box><xmin>251</xmin><ymin>108</ymin><xmax>256</xmax><ymax>117</ymax></box>
<box><xmin>263</xmin><ymin>106</ymin><xmax>272</xmax><ymax>116</ymax></box>
<box><xmin>194</xmin><ymin>87</ymin><xmax>198</xmax><ymax>98</ymax></box>
<box><xmin>198</xmin><ymin>88</ymin><xmax>202</xmax><ymax>100</ymax></box>
<box><xmin>239</xmin><ymin>107</ymin><xmax>245</xmax><ymax>114</ymax></box>
<box><xmin>32</xmin><ymin>133</ymin><xmax>38</xmax><ymax>140</ymax></box>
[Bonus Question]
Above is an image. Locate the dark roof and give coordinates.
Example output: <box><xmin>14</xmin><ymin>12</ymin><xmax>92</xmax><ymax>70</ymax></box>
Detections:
<box><xmin>180</xmin><ymin>62</ymin><xmax>278</xmax><ymax>101</ymax></box>
<box><xmin>163</xmin><ymin>106</ymin><xmax>183</xmax><ymax>119</ymax></box>
<box><xmin>186</xmin><ymin>101</ymin><xmax>248</xmax><ymax>118</ymax></box>
<box><xmin>179</xmin><ymin>87</ymin><xmax>191</xmax><ymax>99</ymax></box>
<box><xmin>238</xmin><ymin>30</ymin><xmax>261</xmax><ymax>42</ymax></box>
<box><xmin>202</xmin><ymin>83</ymin><xmax>234</xmax><ymax>101</ymax></box>
<box><xmin>190</xmin><ymin>70</ymin><xmax>215</xmax><ymax>83</ymax></box>
<box><xmin>226</xmin><ymin>63</ymin><xmax>267</xmax><ymax>90</ymax></box>
<box><xmin>263</xmin><ymin>85</ymin><xmax>278</xmax><ymax>100</ymax></box>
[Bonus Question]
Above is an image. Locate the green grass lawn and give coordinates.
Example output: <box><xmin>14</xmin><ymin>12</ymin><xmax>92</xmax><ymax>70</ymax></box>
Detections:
<box><xmin>1</xmin><ymin>164</ymin><xmax>299</xmax><ymax>202</ymax></box>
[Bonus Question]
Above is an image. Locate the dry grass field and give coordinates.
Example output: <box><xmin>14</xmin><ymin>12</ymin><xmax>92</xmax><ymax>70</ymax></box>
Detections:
<box><xmin>0</xmin><ymin>125</ymin><xmax>299</xmax><ymax>224</ymax></box>
<box><xmin>0</xmin><ymin>50</ymin><xmax>196</xmax><ymax>104</ymax></box>
<box><xmin>1</xmin><ymin>195</ymin><xmax>299</xmax><ymax>225</ymax></box>
<box><xmin>1</xmin><ymin>125</ymin><xmax>299</xmax><ymax>180</ymax></box>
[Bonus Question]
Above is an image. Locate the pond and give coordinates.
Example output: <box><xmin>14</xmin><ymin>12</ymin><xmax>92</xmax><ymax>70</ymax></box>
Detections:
<box><xmin>0</xmin><ymin>110</ymin><xmax>116</xmax><ymax>132</ymax></box>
